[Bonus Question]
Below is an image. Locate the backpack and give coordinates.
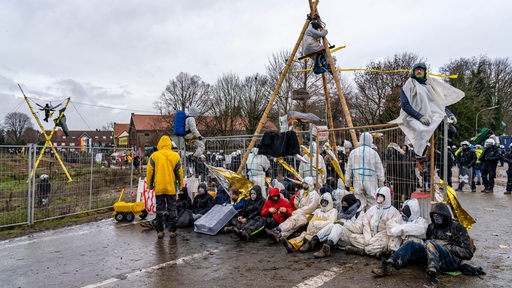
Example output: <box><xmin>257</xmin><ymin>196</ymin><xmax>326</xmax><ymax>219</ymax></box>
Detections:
<box><xmin>173</xmin><ymin>110</ymin><xmax>187</xmax><ymax>136</ymax></box>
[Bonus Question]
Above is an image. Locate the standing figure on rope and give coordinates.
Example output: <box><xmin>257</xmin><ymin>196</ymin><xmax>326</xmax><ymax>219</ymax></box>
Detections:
<box><xmin>391</xmin><ymin>62</ymin><xmax>464</xmax><ymax>163</ymax></box>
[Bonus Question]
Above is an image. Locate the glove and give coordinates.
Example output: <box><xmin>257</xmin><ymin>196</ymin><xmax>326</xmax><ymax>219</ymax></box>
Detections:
<box><xmin>198</xmin><ymin>136</ymin><xmax>203</xmax><ymax>141</ymax></box>
<box><xmin>419</xmin><ymin>116</ymin><xmax>430</xmax><ymax>126</ymax></box>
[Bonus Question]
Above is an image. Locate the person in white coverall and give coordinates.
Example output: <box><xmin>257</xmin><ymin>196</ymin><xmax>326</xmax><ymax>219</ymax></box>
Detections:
<box><xmin>300</xmin><ymin>193</ymin><xmax>364</xmax><ymax>258</ymax></box>
<box><xmin>184</xmin><ymin>107</ymin><xmax>205</xmax><ymax>159</ymax></box>
<box><xmin>386</xmin><ymin>198</ymin><xmax>428</xmax><ymax>251</ymax></box>
<box><xmin>299</xmin><ymin>144</ymin><xmax>327</xmax><ymax>184</ymax></box>
<box><xmin>246</xmin><ymin>147</ymin><xmax>270</xmax><ymax>198</ymax></box>
<box><xmin>266</xmin><ymin>177</ymin><xmax>320</xmax><ymax>242</ymax></box>
<box><xmin>281</xmin><ymin>192</ymin><xmax>337</xmax><ymax>252</ymax></box>
<box><xmin>345</xmin><ymin>132</ymin><xmax>385</xmax><ymax>211</ymax></box>
<box><xmin>348</xmin><ymin>186</ymin><xmax>401</xmax><ymax>257</ymax></box>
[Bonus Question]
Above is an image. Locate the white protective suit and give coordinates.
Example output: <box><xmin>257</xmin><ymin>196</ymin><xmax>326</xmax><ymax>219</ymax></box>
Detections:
<box><xmin>391</xmin><ymin>76</ymin><xmax>464</xmax><ymax>157</ymax></box>
<box><xmin>279</xmin><ymin>177</ymin><xmax>320</xmax><ymax>238</ymax></box>
<box><xmin>302</xmin><ymin>23</ymin><xmax>328</xmax><ymax>55</ymax></box>
<box><xmin>316</xmin><ymin>198</ymin><xmax>364</xmax><ymax>247</ymax></box>
<box><xmin>184</xmin><ymin>107</ymin><xmax>205</xmax><ymax>158</ymax></box>
<box><xmin>246</xmin><ymin>148</ymin><xmax>270</xmax><ymax>198</ymax></box>
<box><xmin>350</xmin><ymin>187</ymin><xmax>401</xmax><ymax>256</ymax></box>
<box><xmin>296</xmin><ymin>192</ymin><xmax>337</xmax><ymax>242</ymax></box>
<box><xmin>345</xmin><ymin>132</ymin><xmax>385</xmax><ymax>211</ymax></box>
<box><xmin>386</xmin><ymin>198</ymin><xmax>428</xmax><ymax>251</ymax></box>
<box><xmin>299</xmin><ymin>150</ymin><xmax>327</xmax><ymax>184</ymax></box>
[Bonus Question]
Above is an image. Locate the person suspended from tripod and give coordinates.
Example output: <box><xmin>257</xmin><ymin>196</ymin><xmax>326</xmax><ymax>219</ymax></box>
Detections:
<box><xmin>302</xmin><ymin>15</ymin><xmax>331</xmax><ymax>74</ymax></box>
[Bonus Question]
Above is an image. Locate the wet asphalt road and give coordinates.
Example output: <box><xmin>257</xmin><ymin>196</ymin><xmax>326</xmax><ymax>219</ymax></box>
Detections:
<box><xmin>1</xmin><ymin>169</ymin><xmax>511</xmax><ymax>288</ymax></box>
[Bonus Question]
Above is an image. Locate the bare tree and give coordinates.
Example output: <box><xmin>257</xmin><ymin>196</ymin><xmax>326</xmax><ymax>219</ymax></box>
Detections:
<box><xmin>101</xmin><ymin>121</ymin><xmax>115</xmax><ymax>131</ymax></box>
<box><xmin>155</xmin><ymin>72</ymin><xmax>210</xmax><ymax>115</ymax></box>
<box><xmin>3</xmin><ymin>112</ymin><xmax>33</xmax><ymax>144</ymax></box>
<box><xmin>351</xmin><ymin>52</ymin><xmax>421</xmax><ymax>125</ymax></box>
<box><xmin>207</xmin><ymin>73</ymin><xmax>244</xmax><ymax>135</ymax></box>
<box><xmin>239</xmin><ymin>73</ymin><xmax>272</xmax><ymax>134</ymax></box>
<box><xmin>21</xmin><ymin>127</ymin><xmax>39</xmax><ymax>144</ymax></box>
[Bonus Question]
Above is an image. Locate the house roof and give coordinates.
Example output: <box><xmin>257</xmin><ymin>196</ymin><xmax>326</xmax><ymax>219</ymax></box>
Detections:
<box><xmin>131</xmin><ymin>114</ymin><xmax>172</xmax><ymax>131</ymax></box>
<box><xmin>113</xmin><ymin>123</ymin><xmax>130</xmax><ymax>138</ymax></box>
<box><xmin>48</xmin><ymin>129</ymin><xmax>113</xmax><ymax>141</ymax></box>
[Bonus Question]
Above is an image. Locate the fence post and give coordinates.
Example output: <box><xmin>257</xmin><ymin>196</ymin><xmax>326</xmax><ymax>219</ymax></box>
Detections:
<box><xmin>27</xmin><ymin>144</ymin><xmax>33</xmax><ymax>225</ymax></box>
<box><xmin>130</xmin><ymin>147</ymin><xmax>134</xmax><ymax>201</ymax></box>
<box><xmin>89</xmin><ymin>147</ymin><xmax>94</xmax><ymax>210</ymax></box>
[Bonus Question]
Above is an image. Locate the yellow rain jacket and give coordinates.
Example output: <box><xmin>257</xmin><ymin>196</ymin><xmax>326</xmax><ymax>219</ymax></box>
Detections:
<box><xmin>146</xmin><ymin>136</ymin><xmax>184</xmax><ymax>195</ymax></box>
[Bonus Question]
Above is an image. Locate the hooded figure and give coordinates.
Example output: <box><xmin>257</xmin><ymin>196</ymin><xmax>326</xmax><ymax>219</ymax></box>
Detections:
<box><xmin>261</xmin><ymin>187</ymin><xmax>293</xmax><ymax>229</ymax></box>
<box><xmin>227</xmin><ymin>185</ymin><xmax>266</xmax><ymax>241</ymax></box>
<box><xmin>345</xmin><ymin>132</ymin><xmax>385</xmax><ymax>211</ymax></box>
<box><xmin>298</xmin><ymin>144</ymin><xmax>327</xmax><ymax>184</ymax></box>
<box><xmin>192</xmin><ymin>182</ymin><xmax>215</xmax><ymax>220</ymax></box>
<box><xmin>266</xmin><ymin>176</ymin><xmax>320</xmax><ymax>243</ymax></box>
<box><xmin>176</xmin><ymin>187</ymin><xmax>193</xmax><ymax>228</ymax></box>
<box><xmin>349</xmin><ymin>186</ymin><xmax>401</xmax><ymax>256</ymax></box>
<box><xmin>373</xmin><ymin>203</ymin><xmax>474</xmax><ymax>287</ymax></box>
<box><xmin>184</xmin><ymin>107</ymin><xmax>205</xmax><ymax>159</ymax></box>
<box><xmin>146</xmin><ymin>135</ymin><xmax>184</xmax><ymax>238</ymax></box>
<box><xmin>386</xmin><ymin>198</ymin><xmax>428</xmax><ymax>251</ymax></box>
<box><xmin>303</xmin><ymin>193</ymin><xmax>365</xmax><ymax>258</ymax></box>
<box><xmin>282</xmin><ymin>192</ymin><xmax>337</xmax><ymax>252</ymax></box>
<box><xmin>246</xmin><ymin>147</ymin><xmax>271</xmax><ymax>197</ymax></box>
<box><xmin>391</xmin><ymin>62</ymin><xmax>465</xmax><ymax>158</ymax></box>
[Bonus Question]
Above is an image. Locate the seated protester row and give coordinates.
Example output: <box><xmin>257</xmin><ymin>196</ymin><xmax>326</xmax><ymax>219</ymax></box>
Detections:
<box><xmin>192</xmin><ymin>183</ymin><xmax>215</xmax><ymax>220</ymax></box>
<box><xmin>224</xmin><ymin>185</ymin><xmax>265</xmax><ymax>241</ymax></box>
<box><xmin>348</xmin><ymin>186</ymin><xmax>401</xmax><ymax>258</ymax></box>
<box><xmin>386</xmin><ymin>198</ymin><xmax>428</xmax><ymax>251</ymax></box>
<box><xmin>261</xmin><ymin>187</ymin><xmax>293</xmax><ymax>230</ymax></box>
<box><xmin>266</xmin><ymin>177</ymin><xmax>320</xmax><ymax>243</ymax></box>
<box><xmin>300</xmin><ymin>193</ymin><xmax>364</xmax><ymax>258</ymax></box>
<box><xmin>281</xmin><ymin>192</ymin><xmax>337</xmax><ymax>253</ymax></box>
<box><xmin>372</xmin><ymin>202</ymin><xmax>474</xmax><ymax>288</ymax></box>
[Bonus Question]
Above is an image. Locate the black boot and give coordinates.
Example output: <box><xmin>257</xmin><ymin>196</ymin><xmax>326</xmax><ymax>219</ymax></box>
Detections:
<box><xmin>280</xmin><ymin>236</ymin><xmax>295</xmax><ymax>253</ymax></box>
<box><xmin>372</xmin><ymin>258</ymin><xmax>394</xmax><ymax>277</ymax></box>
<box><xmin>345</xmin><ymin>245</ymin><xmax>365</xmax><ymax>255</ymax></box>
<box><xmin>299</xmin><ymin>236</ymin><xmax>319</xmax><ymax>253</ymax></box>
<box><xmin>426</xmin><ymin>269</ymin><xmax>439</xmax><ymax>287</ymax></box>
<box><xmin>265</xmin><ymin>228</ymin><xmax>281</xmax><ymax>243</ymax></box>
<box><xmin>313</xmin><ymin>240</ymin><xmax>334</xmax><ymax>258</ymax></box>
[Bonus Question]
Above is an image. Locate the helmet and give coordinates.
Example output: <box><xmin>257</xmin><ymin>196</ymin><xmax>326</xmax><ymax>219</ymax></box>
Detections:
<box><xmin>484</xmin><ymin>138</ymin><xmax>495</xmax><ymax>147</ymax></box>
<box><xmin>460</xmin><ymin>141</ymin><xmax>470</xmax><ymax>147</ymax></box>
<box><xmin>40</xmin><ymin>174</ymin><xmax>49</xmax><ymax>180</ymax></box>
<box><xmin>412</xmin><ymin>62</ymin><xmax>427</xmax><ymax>71</ymax></box>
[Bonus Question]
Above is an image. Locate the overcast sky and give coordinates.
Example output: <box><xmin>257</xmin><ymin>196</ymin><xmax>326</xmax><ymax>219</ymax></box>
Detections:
<box><xmin>0</xmin><ymin>0</ymin><xmax>510</xmax><ymax>131</ymax></box>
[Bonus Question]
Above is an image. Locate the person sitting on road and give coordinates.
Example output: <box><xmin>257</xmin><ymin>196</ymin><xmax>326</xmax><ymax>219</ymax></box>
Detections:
<box><xmin>265</xmin><ymin>177</ymin><xmax>320</xmax><ymax>244</ymax></box>
<box><xmin>261</xmin><ymin>187</ymin><xmax>293</xmax><ymax>231</ymax></box>
<box><xmin>372</xmin><ymin>203</ymin><xmax>475</xmax><ymax>288</ymax></box>
<box><xmin>281</xmin><ymin>192</ymin><xmax>337</xmax><ymax>253</ymax></box>
<box><xmin>224</xmin><ymin>185</ymin><xmax>266</xmax><ymax>241</ymax></box>
<box><xmin>192</xmin><ymin>182</ymin><xmax>215</xmax><ymax>220</ymax></box>
<box><xmin>222</xmin><ymin>187</ymin><xmax>246</xmax><ymax>212</ymax></box>
<box><xmin>386</xmin><ymin>198</ymin><xmax>428</xmax><ymax>252</ymax></box>
<box><xmin>214</xmin><ymin>184</ymin><xmax>230</xmax><ymax>205</ymax></box>
<box><xmin>300</xmin><ymin>193</ymin><xmax>364</xmax><ymax>258</ymax></box>
<box><xmin>348</xmin><ymin>186</ymin><xmax>401</xmax><ymax>258</ymax></box>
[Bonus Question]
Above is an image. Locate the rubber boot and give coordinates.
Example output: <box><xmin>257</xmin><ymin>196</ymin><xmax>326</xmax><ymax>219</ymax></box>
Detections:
<box><xmin>313</xmin><ymin>240</ymin><xmax>334</xmax><ymax>258</ymax></box>
<box><xmin>372</xmin><ymin>258</ymin><xmax>394</xmax><ymax>277</ymax></box>
<box><xmin>345</xmin><ymin>245</ymin><xmax>365</xmax><ymax>255</ymax></box>
<box><xmin>299</xmin><ymin>236</ymin><xmax>319</xmax><ymax>253</ymax></box>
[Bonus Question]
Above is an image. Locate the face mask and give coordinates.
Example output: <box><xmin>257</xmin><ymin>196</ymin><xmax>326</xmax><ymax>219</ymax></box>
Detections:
<box><xmin>178</xmin><ymin>193</ymin><xmax>186</xmax><ymax>199</ymax></box>
<box><xmin>432</xmin><ymin>214</ymin><xmax>444</xmax><ymax>225</ymax></box>
<box><xmin>341</xmin><ymin>203</ymin><xmax>349</xmax><ymax>213</ymax></box>
<box><xmin>198</xmin><ymin>188</ymin><xmax>206</xmax><ymax>194</ymax></box>
<box><xmin>302</xmin><ymin>185</ymin><xmax>309</xmax><ymax>191</ymax></box>
<box><xmin>321</xmin><ymin>200</ymin><xmax>328</xmax><ymax>207</ymax></box>
<box><xmin>250</xmin><ymin>194</ymin><xmax>257</xmax><ymax>201</ymax></box>
<box><xmin>376</xmin><ymin>194</ymin><xmax>385</xmax><ymax>204</ymax></box>
<box><xmin>270</xmin><ymin>196</ymin><xmax>279</xmax><ymax>202</ymax></box>
<box><xmin>401</xmin><ymin>205</ymin><xmax>411</xmax><ymax>221</ymax></box>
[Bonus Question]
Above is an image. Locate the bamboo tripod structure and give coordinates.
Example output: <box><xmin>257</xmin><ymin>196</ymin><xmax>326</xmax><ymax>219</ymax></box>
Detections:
<box><xmin>19</xmin><ymin>84</ymin><xmax>73</xmax><ymax>182</ymax></box>
<box><xmin>237</xmin><ymin>0</ymin><xmax>358</xmax><ymax>175</ymax></box>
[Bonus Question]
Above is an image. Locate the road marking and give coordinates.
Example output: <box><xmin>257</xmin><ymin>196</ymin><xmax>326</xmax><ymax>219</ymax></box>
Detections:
<box><xmin>292</xmin><ymin>266</ymin><xmax>343</xmax><ymax>288</ymax></box>
<box><xmin>0</xmin><ymin>230</ymin><xmax>90</xmax><ymax>249</ymax></box>
<box><xmin>81</xmin><ymin>248</ymin><xmax>221</xmax><ymax>288</ymax></box>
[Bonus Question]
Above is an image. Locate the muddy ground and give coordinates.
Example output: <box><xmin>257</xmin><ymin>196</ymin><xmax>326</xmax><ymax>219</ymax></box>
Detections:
<box><xmin>0</xmin><ymin>167</ymin><xmax>510</xmax><ymax>288</ymax></box>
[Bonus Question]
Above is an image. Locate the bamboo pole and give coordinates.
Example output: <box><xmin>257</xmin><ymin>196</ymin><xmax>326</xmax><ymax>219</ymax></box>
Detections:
<box><xmin>236</xmin><ymin>16</ymin><xmax>313</xmax><ymax>175</ymax></box>
<box><xmin>322</xmin><ymin>35</ymin><xmax>359</xmax><ymax>147</ymax></box>
<box><xmin>322</xmin><ymin>73</ymin><xmax>337</xmax><ymax>149</ymax></box>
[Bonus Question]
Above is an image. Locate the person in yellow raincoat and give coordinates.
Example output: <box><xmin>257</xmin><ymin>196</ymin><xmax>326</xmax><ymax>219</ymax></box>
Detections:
<box><xmin>146</xmin><ymin>135</ymin><xmax>184</xmax><ymax>239</ymax></box>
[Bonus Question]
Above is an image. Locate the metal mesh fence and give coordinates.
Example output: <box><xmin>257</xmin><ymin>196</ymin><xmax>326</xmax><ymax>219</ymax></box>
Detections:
<box><xmin>0</xmin><ymin>145</ymin><xmax>137</xmax><ymax>228</ymax></box>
